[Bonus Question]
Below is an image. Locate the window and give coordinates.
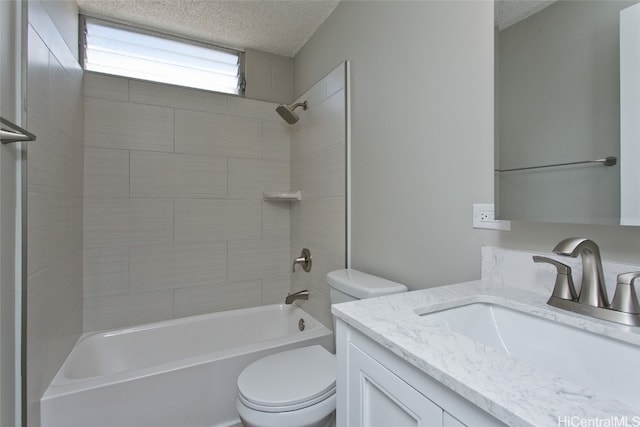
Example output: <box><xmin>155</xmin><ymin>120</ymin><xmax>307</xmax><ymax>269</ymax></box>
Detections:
<box><xmin>82</xmin><ymin>17</ymin><xmax>244</xmax><ymax>95</ymax></box>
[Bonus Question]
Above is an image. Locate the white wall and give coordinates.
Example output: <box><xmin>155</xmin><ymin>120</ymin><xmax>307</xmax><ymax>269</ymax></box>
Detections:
<box><xmin>294</xmin><ymin>0</ymin><xmax>640</xmax><ymax>286</ymax></box>
<box><xmin>294</xmin><ymin>1</ymin><xmax>498</xmax><ymax>289</ymax></box>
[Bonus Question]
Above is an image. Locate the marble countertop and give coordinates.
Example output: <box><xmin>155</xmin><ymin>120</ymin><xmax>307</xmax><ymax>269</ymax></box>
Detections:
<box><xmin>331</xmin><ymin>280</ymin><xmax>640</xmax><ymax>427</ymax></box>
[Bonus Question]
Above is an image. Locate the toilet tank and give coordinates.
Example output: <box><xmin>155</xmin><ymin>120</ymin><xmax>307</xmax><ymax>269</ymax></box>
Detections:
<box><xmin>326</xmin><ymin>269</ymin><xmax>408</xmax><ymax>304</ymax></box>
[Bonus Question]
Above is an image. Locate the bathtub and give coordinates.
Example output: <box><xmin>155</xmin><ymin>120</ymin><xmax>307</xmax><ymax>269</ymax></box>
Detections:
<box><xmin>41</xmin><ymin>304</ymin><xmax>333</xmax><ymax>427</ymax></box>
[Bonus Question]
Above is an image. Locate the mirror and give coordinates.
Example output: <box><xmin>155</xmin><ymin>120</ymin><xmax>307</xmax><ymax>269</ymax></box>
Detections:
<box><xmin>495</xmin><ymin>0</ymin><xmax>639</xmax><ymax>225</ymax></box>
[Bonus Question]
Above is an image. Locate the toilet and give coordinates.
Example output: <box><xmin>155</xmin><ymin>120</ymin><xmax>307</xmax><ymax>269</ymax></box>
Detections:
<box><xmin>236</xmin><ymin>268</ymin><xmax>408</xmax><ymax>427</ymax></box>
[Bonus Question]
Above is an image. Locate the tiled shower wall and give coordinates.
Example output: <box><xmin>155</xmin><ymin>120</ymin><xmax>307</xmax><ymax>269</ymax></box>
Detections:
<box><xmin>26</xmin><ymin>1</ymin><xmax>84</xmax><ymax>425</ymax></box>
<box><xmin>83</xmin><ymin>74</ymin><xmax>292</xmax><ymax>331</ymax></box>
<box><xmin>290</xmin><ymin>63</ymin><xmax>347</xmax><ymax>329</ymax></box>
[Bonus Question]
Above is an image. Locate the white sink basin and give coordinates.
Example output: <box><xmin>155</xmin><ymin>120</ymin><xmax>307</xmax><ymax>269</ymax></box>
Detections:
<box><xmin>419</xmin><ymin>303</ymin><xmax>640</xmax><ymax>408</ymax></box>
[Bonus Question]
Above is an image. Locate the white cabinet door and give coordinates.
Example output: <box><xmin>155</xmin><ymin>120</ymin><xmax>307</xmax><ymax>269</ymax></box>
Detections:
<box><xmin>348</xmin><ymin>343</ymin><xmax>442</xmax><ymax>427</ymax></box>
<box><xmin>444</xmin><ymin>412</ymin><xmax>467</xmax><ymax>427</ymax></box>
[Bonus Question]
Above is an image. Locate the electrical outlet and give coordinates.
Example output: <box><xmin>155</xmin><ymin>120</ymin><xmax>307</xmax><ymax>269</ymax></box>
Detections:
<box><xmin>473</xmin><ymin>203</ymin><xmax>511</xmax><ymax>231</ymax></box>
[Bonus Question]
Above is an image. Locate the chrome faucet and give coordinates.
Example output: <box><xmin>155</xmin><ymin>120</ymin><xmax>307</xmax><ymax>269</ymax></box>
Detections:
<box><xmin>285</xmin><ymin>289</ymin><xmax>309</xmax><ymax>304</ymax></box>
<box><xmin>552</xmin><ymin>238</ymin><xmax>608</xmax><ymax>307</ymax></box>
<box><xmin>533</xmin><ymin>255</ymin><xmax>577</xmax><ymax>301</ymax></box>
<box><xmin>534</xmin><ymin>238</ymin><xmax>640</xmax><ymax>326</ymax></box>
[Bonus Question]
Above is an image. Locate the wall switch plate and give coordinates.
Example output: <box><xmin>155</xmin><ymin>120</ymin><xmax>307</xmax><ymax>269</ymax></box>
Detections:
<box><xmin>473</xmin><ymin>203</ymin><xmax>511</xmax><ymax>231</ymax></box>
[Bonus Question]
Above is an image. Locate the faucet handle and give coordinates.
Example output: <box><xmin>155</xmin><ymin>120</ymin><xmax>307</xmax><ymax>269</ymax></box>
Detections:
<box><xmin>610</xmin><ymin>272</ymin><xmax>640</xmax><ymax>314</ymax></box>
<box><xmin>292</xmin><ymin>248</ymin><xmax>312</xmax><ymax>273</ymax></box>
<box><xmin>533</xmin><ymin>256</ymin><xmax>578</xmax><ymax>300</ymax></box>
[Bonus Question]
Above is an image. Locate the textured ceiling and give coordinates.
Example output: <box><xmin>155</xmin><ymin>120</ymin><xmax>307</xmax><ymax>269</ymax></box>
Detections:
<box><xmin>77</xmin><ymin>1</ymin><xmax>554</xmax><ymax>57</ymax></box>
<box><xmin>76</xmin><ymin>0</ymin><xmax>340</xmax><ymax>58</ymax></box>
<box><xmin>495</xmin><ymin>0</ymin><xmax>557</xmax><ymax>30</ymax></box>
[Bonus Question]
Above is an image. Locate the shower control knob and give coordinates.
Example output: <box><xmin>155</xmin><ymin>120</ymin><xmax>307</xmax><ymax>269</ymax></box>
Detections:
<box><xmin>292</xmin><ymin>248</ymin><xmax>312</xmax><ymax>273</ymax></box>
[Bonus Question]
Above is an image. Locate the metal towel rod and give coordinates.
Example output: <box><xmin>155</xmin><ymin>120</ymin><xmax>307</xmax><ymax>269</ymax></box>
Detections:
<box><xmin>1</xmin><ymin>116</ymin><xmax>36</xmax><ymax>144</ymax></box>
<box><xmin>495</xmin><ymin>156</ymin><xmax>617</xmax><ymax>173</ymax></box>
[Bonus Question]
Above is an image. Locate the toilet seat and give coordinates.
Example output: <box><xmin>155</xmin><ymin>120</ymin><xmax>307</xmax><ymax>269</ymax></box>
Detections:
<box><xmin>237</xmin><ymin>345</ymin><xmax>336</xmax><ymax>413</ymax></box>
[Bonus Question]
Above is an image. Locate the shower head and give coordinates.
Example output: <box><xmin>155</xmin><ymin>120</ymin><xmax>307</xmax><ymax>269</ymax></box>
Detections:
<box><xmin>276</xmin><ymin>101</ymin><xmax>308</xmax><ymax>124</ymax></box>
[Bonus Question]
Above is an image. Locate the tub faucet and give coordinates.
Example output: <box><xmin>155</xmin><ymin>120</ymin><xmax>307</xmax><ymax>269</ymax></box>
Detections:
<box><xmin>552</xmin><ymin>237</ymin><xmax>608</xmax><ymax>307</ymax></box>
<box><xmin>285</xmin><ymin>289</ymin><xmax>309</xmax><ymax>304</ymax></box>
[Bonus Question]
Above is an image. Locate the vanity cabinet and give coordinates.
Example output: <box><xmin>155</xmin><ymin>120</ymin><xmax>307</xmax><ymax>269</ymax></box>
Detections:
<box><xmin>336</xmin><ymin>319</ymin><xmax>505</xmax><ymax>427</ymax></box>
<box><xmin>348</xmin><ymin>343</ymin><xmax>442</xmax><ymax>426</ymax></box>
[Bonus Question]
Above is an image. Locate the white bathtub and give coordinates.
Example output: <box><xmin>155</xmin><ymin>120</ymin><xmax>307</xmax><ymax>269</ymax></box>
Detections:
<box><xmin>41</xmin><ymin>304</ymin><xmax>333</xmax><ymax>427</ymax></box>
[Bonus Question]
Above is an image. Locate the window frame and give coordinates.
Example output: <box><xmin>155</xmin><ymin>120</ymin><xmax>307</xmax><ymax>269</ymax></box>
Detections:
<box><xmin>79</xmin><ymin>15</ymin><xmax>245</xmax><ymax>96</ymax></box>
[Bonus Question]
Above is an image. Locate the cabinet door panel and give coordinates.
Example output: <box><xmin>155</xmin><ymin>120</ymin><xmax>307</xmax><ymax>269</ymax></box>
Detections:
<box><xmin>349</xmin><ymin>343</ymin><xmax>442</xmax><ymax>426</ymax></box>
<box><xmin>444</xmin><ymin>412</ymin><xmax>467</xmax><ymax>427</ymax></box>
<box><xmin>363</xmin><ymin>379</ymin><xmax>418</xmax><ymax>426</ymax></box>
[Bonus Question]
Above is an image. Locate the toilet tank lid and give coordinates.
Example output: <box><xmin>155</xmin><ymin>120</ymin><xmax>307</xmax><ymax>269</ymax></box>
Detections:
<box><xmin>326</xmin><ymin>269</ymin><xmax>408</xmax><ymax>299</ymax></box>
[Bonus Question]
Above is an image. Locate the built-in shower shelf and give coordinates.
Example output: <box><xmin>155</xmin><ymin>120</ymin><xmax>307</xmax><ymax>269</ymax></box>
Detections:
<box><xmin>263</xmin><ymin>190</ymin><xmax>302</xmax><ymax>201</ymax></box>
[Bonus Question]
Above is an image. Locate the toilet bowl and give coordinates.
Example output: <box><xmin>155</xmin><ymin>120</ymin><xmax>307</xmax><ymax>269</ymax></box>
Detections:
<box><xmin>236</xmin><ymin>269</ymin><xmax>407</xmax><ymax>427</ymax></box>
<box><xmin>236</xmin><ymin>346</ymin><xmax>336</xmax><ymax>427</ymax></box>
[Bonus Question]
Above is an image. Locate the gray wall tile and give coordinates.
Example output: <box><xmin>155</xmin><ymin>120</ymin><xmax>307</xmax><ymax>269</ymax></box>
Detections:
<box><xmin>173</xmin><ymin>280</ymin><xmax>262</xmax><ymax>318</ymax></box>
<box><xmin>84</xmin><ymin>72</ymin><xmax>129</xmax><ymax>101</ymax></box>
<box><xmin>290</xmin><ymin>64</ymin><xmax>347</xmax><ymax>330</ymax></box>
<box><xmin>174</xmin><ymin>199</ymin><xmax>262</xmax><ymax>243</ymax></box>
<box><xmin>261</xmin><ymin>276</ymin><xmax>291</xmax><ymax>305</ymax></box>
<box><xmin>25</xmin><ymin>6</ymin><xmax>84</xmax><ymax>425</ymax></box>
<box><xmin>83</xmin><ymin>247</ymin><xmax>129</xmax><ymax>298</ymax></box>
<box><xmin>84</xmin><ymin>148</ymin><xmax>129</xmax><ymax>198</ymax></box>
<box><xmin>228</xmin><ymin>239</ymin><xmax>290</xmax><ymax>281</ymax></box>
<box><xmin>174</xmin><ymin>109</ymin><xmax>262</xmax><ymax>158</ymax></box>
<box><xmin>84</xmin><ymin>198</ymin><xmax>173</xmax><ymax>247</ymax></box>
<box><xmin>262</xmin><ymin>120</ymin><xmax>291</xmax><ymax>161</ymax></box>
<box><xmin>83</xmin><ymin>291</ymin><xmax>174</xmax><ymax>331</ymax></box>
<box><xmin>129</xmin><ymin>80</ymin><xmax>228</xmax><ymax>113</ymax></box>
<box><xmin>228</xmin><ymin>96</ymin><xmax>283</xmax><ymax>121</ymax></box>
<box><xmin>85</xmin><ymin>97</ymin><xmax>174</xmax><ymax>151</ymax></box>
<box><xmin>129</xmin><ymin>243</ymin><xmax>227</xmax><ymax>292</ymax></box>
<box><xmin>83</xmin><ymin>74</ymin><xmax>294</xmax><ymax>332</ymax></box>
<box><xmin>130</xmin><ymin>151</ymin><xmax>227</xmax><ymax>198</ymax></box>
<box><xmin>228</xmin><ymin>158</ymin><xmax>289</xmax><ymax>199</ymax></box>
<box><xmin>262</xmin><ymin>202</ymin><xmax>291</xmax><ymax>239</ymax></box>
